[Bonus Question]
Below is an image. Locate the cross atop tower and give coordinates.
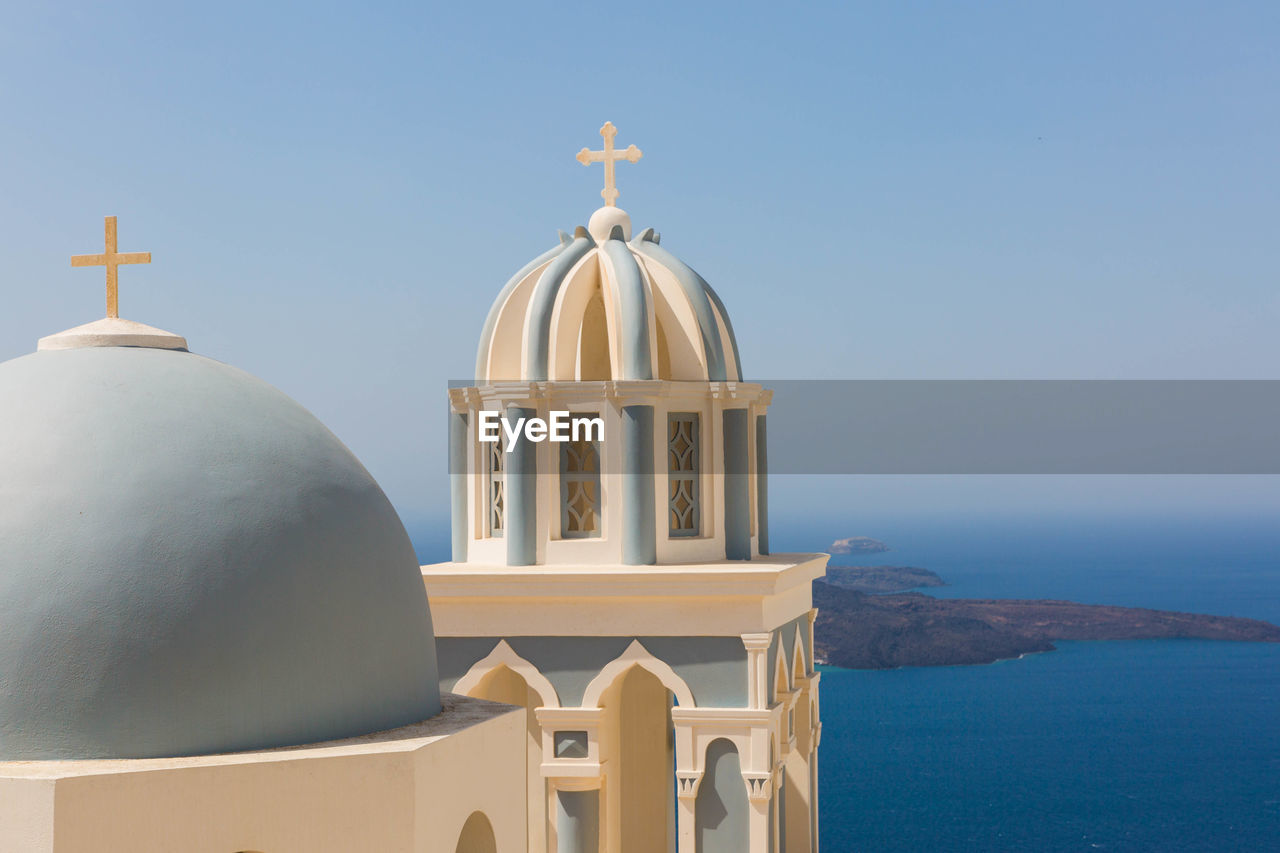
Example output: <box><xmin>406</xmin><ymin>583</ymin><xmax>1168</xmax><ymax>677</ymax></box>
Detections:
<box><xmin>71</xmin><ymin>216</ymin><xmax>152</xmax><ymax>319</ymax></box>
<box><xmin>576</xmin><ymin>121</ymin><xmax>642</xmax><ymax>207</ymax></box>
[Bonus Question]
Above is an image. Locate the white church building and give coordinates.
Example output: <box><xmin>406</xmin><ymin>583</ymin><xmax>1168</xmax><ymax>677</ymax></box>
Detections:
<box><xmin>0</xmin><ymin>124</ymin><xmax>827</xmax><ymax>853</ymax></box>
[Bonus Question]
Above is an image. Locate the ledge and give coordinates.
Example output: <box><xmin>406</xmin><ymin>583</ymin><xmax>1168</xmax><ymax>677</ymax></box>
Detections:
<box><xmin>422</xmin><ymin>552</ymin><xmax>828</xmax><ymax>597</ymax></box>
<box><xmin>422</xmin><ymin>554</ymin><xmax>829</xmax><ymax>636</ymax></box>
<box><xmin>0</xmin><ymin>693</ymin><xmax>518</xmax><ymax>779</ymax></box>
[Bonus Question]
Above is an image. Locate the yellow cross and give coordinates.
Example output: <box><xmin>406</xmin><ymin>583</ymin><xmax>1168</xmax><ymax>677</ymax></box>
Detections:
<box><xmin>576</xmin><ymin>121</ymin><xmax>642</xmax><ymax>207</ymax></box>
<box><xmin>70</xmin><ymin>216</ymin><xmax>152</xmax><ymax>319</ymax></box>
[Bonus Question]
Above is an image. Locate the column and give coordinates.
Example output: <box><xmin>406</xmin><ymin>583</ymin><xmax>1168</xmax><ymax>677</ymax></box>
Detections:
<box><xmin>621</xmin><ymin>404</ymin><xmax>655</xmax><ymax>565</ymax></box>
<box><xmin>743</xmin><ymin>773</ymin><xmax>773</xmax><ymax>853</ymax></box>
<box><xmin>676</xmin><ymin>771</ymin><xmax>703</xmax><ymax>853</ymax></box>
<box><xmin>755</xmin><ymin>413</ymin><xmax>769</xmax><ymax>556</ymax></box>
<box><xmin>723</xmin><ymin>408</ymin><xmax>750</xmax><ymax>560</ymax></box>
<box><xmin>506</xmin><ymin>404</ymin><xmax>537</xmax><ymax>566</ymax></box>
<box><xmin>449</xmin><ymin>410</ymin><xmax>469</xmax><ymax>562</ymax></box>
<box><xmin>808</xmin><ymin>674</ymin><xmax>822</xmax><ymax>853</ymax></box>
<box><xmin>742</xmin><ymin>633</ymin><xmax>772</xmax><ymax>710</ymax></box>
<box><xmin>809</xmin><ymin>752</ymin><xmax>819</xmax><ymax>853</ymax></box>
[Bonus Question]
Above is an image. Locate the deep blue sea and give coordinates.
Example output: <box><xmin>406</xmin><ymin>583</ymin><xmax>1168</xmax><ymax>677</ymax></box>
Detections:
<box><xmin>411</xmin><ymin>513</ymin><xmax>1280</xmax><ymax>852</ymax></box>
<box><xmin>772</xmin><ymin>514</ymin><xmax>1280</xmax><ymax>853</ymax></box>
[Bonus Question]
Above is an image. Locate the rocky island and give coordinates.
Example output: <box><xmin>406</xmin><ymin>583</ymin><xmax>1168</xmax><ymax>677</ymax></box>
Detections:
<box><xmin>813</xmin><ymin>565</ymin><xmax>1280</xmax><ymax>670</ymax></box>
<box><xmin>829</xmin><ymin>536</ymin><xmax>890</xmax><ymax>555</ymax></box>
<box><xmin>824</xmin><ymin>565</ymin><xmax>947</xmax><ymax>593</ymax></box>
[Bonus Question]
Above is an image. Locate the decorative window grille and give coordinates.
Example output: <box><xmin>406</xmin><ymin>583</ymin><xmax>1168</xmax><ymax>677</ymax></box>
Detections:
<box><xmin>487</xmin><ymin>433</ymin><xmax>504</xmax><ymax>537</ymax></box>
<box><xmin>560</xmin><ymin>416</ymin><xmax>601</xmax><ymax>538</ymax></box>
<box><xmin>668</xmin><ymin>412</ymin><xmax>700</xmax><ymax>536</ymax></box>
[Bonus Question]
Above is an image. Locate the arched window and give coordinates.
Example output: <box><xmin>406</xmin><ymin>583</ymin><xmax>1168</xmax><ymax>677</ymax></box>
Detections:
<box><xmin>561</xmin><ymin>413</ymin><xmax>601</xmax><ymax>538</ymax></box>
<box><xmin>668</xmin><ymin>412</ymin><xmax>700</xmax><ymax>536</ymax></box>
<box><xmin>487</xmin><ymin>433</ymin><xmax>504</xmax><ymax>537</ymax></box>
<box><xmin>696</xmin><ymin>738</ymin><xmax>749</xmax><ymax>852</ymax></box>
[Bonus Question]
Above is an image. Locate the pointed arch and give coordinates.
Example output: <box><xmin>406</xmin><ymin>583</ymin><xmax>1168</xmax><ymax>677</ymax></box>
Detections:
<box><xmin>792</xmin><ymin>624</ymin><xmax>808</xmax><ymax>682</ymax></box>
<box><xmin>581</xmin><ymin>639</ymin><xmax>696</xmax><ymax>708</ymax></box>
<box><xmin>631</xmin><ymin>237</ymin><xmax>727</xmax><ymax>381</ymax></box>
<box><xmin>773</xmin><ymin>642</ymin><xmax>791</xmax><ymax>703</ymax></box>
<box><xmin>452</xmin><ymin>640</ymin><xmax>560</xmax><ymax>708</ymax></box>
<box><xmin>548</xmin><ymin>251</ymin><xmax>608</xmax><ymax>380</ymax></box>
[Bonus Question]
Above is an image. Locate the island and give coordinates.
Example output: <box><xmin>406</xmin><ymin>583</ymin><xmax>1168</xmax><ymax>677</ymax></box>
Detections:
<box><xmin>824</xmin><ymin>565</ymin><xmax>947</xmax><ymax>593</ymax></box>
<box><xmin>829</xmin><ymin>536</ymin><xmax>890</xmax><ymax>555</ymax></box>
<box><xmin>813</xmin><ymin>566</ymin><xmax>1280</xmax><ymax>670</ymax></box>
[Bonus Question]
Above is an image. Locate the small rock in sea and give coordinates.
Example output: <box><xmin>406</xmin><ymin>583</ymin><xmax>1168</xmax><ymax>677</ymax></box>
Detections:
<box><xmin>830</xmin><ymin>536</ymin><xmax>889</xmax><ymax>554</ymax></box>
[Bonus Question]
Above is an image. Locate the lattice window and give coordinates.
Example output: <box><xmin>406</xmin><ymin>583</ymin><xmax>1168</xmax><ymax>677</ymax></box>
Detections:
<box><xmin>668</xmin><ymin>412</ymin><xmax>700</xmax><ymax>536</ymax></box>
<box><xmin>560</xmin><ymin>416</ymin><xmax>601</xmax><ymax>538</ymax></box>
<box><xmin>487</xmin><ymin>433</ymin><xmax>505</xmax><ymax>537</ymax></box>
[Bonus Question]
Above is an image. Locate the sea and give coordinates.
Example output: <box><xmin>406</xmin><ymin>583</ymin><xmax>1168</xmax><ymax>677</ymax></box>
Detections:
<box><xmin>411</xmin><ymin>513</ymin><xmax>1280</xmax><ymax>852</ymax></box>
<box><xmin>773</xmin><ymin>513</ymin><xmax>1280</xmax><ymax>853</ymax></box>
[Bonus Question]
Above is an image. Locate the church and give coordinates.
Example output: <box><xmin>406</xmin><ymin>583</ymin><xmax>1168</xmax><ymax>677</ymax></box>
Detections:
<box><xmin>0</xmin><ymin>123</ymin><xmax>827</xmax><ymax>853</ymax></box>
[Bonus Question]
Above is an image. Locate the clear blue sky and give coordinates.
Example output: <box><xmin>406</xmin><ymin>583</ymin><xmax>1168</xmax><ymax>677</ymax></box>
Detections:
<box><xmin>2</xmin><ymin>1</ymin><xmax>1277</xmax><ymax>528</ymax></box>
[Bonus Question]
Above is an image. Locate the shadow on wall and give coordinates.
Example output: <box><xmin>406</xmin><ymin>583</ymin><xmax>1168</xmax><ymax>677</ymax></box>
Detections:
<box><xmin>696</xmin><ymin>738</ymin><xmax>749</xmax><ymax>853</ymax></box>
<box><xmin>455</xmin><ymin>811</ymin><xmax>498</xmax><ymax>853</ymax></box>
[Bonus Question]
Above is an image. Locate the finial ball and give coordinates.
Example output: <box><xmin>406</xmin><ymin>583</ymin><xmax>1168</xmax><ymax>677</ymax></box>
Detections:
<box><xmin>588</xmin><ymin>206</ymin><xmax>632</xmax><ymax>242</ymax></box>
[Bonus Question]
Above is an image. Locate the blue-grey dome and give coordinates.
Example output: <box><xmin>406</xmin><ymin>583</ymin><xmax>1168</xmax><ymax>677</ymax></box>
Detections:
<box><xmin>0</xmin><ymin>346</ymin><xmax>441</xmax><ymax>759</ymax></box>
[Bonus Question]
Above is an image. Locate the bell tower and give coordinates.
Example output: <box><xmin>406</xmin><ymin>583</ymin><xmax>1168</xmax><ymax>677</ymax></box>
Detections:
<box><xmin>423</xmin><ymin>124</ymin><xmax>827</xmax><ymax>853</ymax></box>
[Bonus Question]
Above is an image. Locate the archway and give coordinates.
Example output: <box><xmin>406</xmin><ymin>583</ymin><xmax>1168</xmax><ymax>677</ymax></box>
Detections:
<box><xmin>455</xmin><ymin>811</ymin><xmax>498</xmax><ymax>853</ymax></box>
<box><xmin>465</xmin><ymin>665</ymin><xmax>547</xmax><ymax>853</ymax></box>
<box><xmin>601</xmin><ymin>665</ymin><xmax>677</xmax><ymax>853</ymax></box>
<box><xmin>696</xmin><ymin>738</ymin><xmax>749</xmax><ymax>853</ymax></box>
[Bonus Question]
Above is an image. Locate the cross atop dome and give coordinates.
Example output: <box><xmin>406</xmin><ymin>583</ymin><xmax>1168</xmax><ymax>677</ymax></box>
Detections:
<box><xmin>39</xmin><ymin>215</ymin><xmax>186</xmax><ymax>352</ymax></box>
<box><xmin>71</xmin><ymin>215</ymin><xmax>151</xmax><ymax>320</ymax></box>
<box><xmin>576</xmin><ymin>121</ymin><xmax>642</xmax><ymax>207</ymax></box>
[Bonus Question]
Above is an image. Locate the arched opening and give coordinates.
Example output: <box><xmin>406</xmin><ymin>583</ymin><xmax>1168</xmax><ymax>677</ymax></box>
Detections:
<box><xmin>577</xmin><ymin>284</ymin><xmax>612</xmax><ymax>380</ymax></box>
<box><xmin>655</xmin><ymin>314</ymin><xmax>673</xmax><ymax>379</ymax></box>
<box><xmin>648</xmin><ymin>272</ymin><xmax>708</xmax><ymax>381</ymax></box>
<box><xmin>774</xmin><ymin>645</ymin><xmax>790</xmax><ymax>705</ymax></box>
<box><xmin>467</xmin><ymin>665</ymin><xmax>547</xmax><ymax>853</ymax></box>
<box><xmin>696</xmin><ymin>738</ymin><xmax>749</xmax><ymax>853</ymax></box>
<box><xmin>601</xmin><ymin>665</ymin><xmax>677</xmax><ymax>852</ymax></box>
<box><xmin>455</xmin><ymin>810</ymin><xmax>498</xmax><ymax>853</ymax></box>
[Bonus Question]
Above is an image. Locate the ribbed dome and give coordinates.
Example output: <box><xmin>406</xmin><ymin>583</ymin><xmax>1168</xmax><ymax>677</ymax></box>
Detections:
<box><xmin>0</xmin><ymin>345</ymin><xmax>441</xmax><ymax>759</ymax></box>
<box><xmin>475</xmin><ymin>207</ymin><xmax>743</xmax><ymax>383</ymax></box>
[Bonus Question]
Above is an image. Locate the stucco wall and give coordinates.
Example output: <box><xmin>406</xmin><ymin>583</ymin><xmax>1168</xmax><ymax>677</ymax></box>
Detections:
<box><xmin>0</xmin><ymin>695</ymin><xmax>524</xmax><ymax>853</ymax></box>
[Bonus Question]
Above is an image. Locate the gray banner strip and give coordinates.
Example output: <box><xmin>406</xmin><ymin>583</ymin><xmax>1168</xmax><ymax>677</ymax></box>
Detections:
<box><xmin>446</xmin><ymin>381</ymin><xmax>1280</xmax><ymax>474</ymax></box>
<box><xmin>766</xmin><ymin>380</ymin><xmax>1280</xmax><ymax>474</ymax></box>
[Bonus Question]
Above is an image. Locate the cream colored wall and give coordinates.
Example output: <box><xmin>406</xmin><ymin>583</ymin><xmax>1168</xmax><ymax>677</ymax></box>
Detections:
<box><xmin>415</xmin><ymin>703</ymin><xmax>527</xmax><ymax>853</ymax></box>
<box><xmin>423</xmin><ymin>554</ymin><xmax>827</xmax><ymax>638</ymax></box>
<box><xmin>0</xmin><ymin>779</ymin><xmax>54</xmax><ymax>852</ymax></box>
<box><xmin>0</xmin><ymin>696</ymin><xmax>526</xmax><ymax>853</ymax></box>
<box><xmin>471</xmin><ymin>667</ymin><xmax>549</xmax><ymax>853</ymax></box>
